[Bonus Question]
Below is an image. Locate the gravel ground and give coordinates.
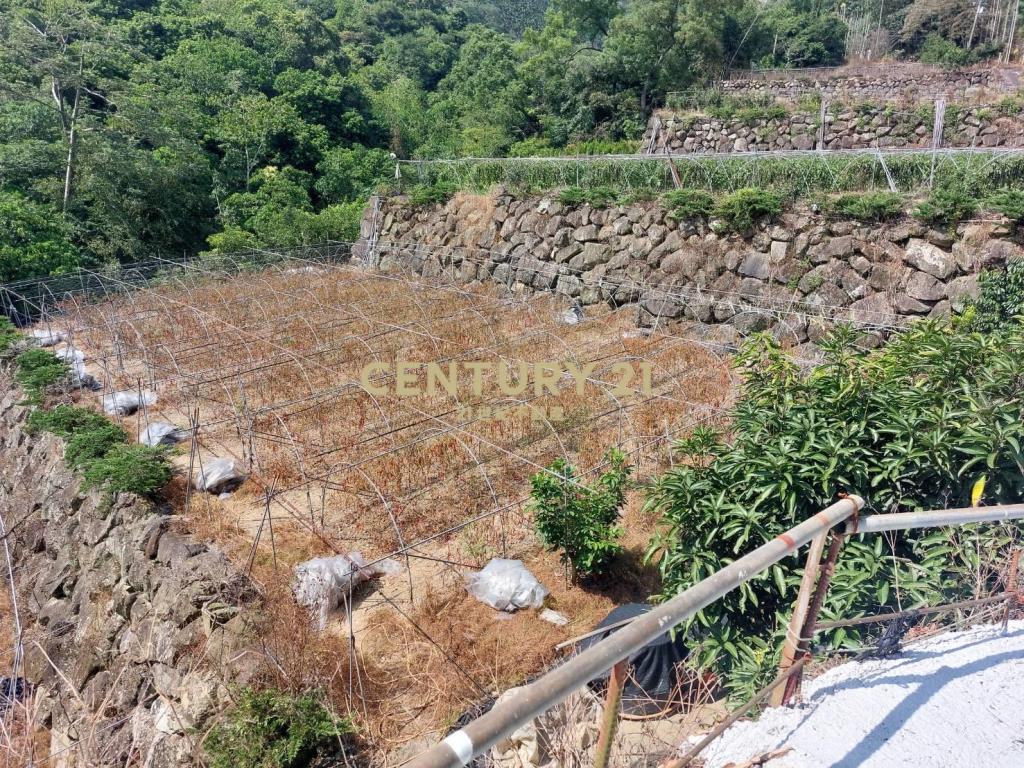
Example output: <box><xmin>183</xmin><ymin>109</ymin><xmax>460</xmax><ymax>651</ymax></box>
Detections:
<box><xmin>700</xmin><ymin>620</ymin><xmax>1024</xmax><ymax>768</ymax></box>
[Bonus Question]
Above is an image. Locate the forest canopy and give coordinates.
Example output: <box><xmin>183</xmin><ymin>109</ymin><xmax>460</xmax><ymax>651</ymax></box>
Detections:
<box><xmin>0</xmin><ymin>0</ymin><xmax>1005</xmax><ymax>282</ymax></box>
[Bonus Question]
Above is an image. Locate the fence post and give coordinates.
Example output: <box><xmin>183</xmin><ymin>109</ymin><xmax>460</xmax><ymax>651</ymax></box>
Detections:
<box><xmin>1003</xmin><ymin>548</ymin><xmax>1021</xmax><ymax>631</ymax></box>
<box><xmin>593</xmin><ymin>659</ymin><xmax>628</xmax><ymax>768</ymax></box>
<box><xmin>782</xmin><ymin>530</ymin><xmax>846</xmax><ymax>704</ymax></box>
<box><xmin>771</xmin><ymin>530</ymin><xmax>828</xmax><ymax>706</ymax></box>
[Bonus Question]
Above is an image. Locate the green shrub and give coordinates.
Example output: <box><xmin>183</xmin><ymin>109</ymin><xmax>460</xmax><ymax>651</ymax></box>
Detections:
<box><xmin>29</xmin><ymin>403</ymin><xmax>172</xmax><ymax>498</ymax></box>
<box><xmin>913</xmin><ymin>187</ymin><xmax>979</xmax><ymax>225</ymax></box>
<box><xmin>530</xmin><ymin>448</ymin><xmax>631</xmax><ymax>581</ymax></box>
<box><xmin>971</xmin><ymin>259</ymin><xmax>1024</xmax><ymax>332</ymax></box>
<box><xmin>0</xmin><ymin>317</ymin><xmax>19</xmax><ymax>354</ymax></box>
<box><xmin>65</xmin><ymin>423</ymin><xmax>128</xmax><ymax>469</ymax></box>
<box><xmin>827</xmin><ymin>192</ymin><xmax>904</xmax><ymax>221</ymax></box>
<box><xmin>662</xmin><ymin>189</ymin><xmax>715</xmax><ymax>220</ymax></box>
<box><xmin>80</xmin><ymin>443</ymin><xmax>173</xmax><ymax>495</ymax></box>
<box><xmin>984</xmin><ymin>189</ymin><xmax>1024</xmax><ymax>222</ymax></box>
<box><xmin>995</xmin><ymin>95</ymin><xmax>1024</xmax><ymax>116</ymax></box>
<box><xmin>14</xmin><ymin>348</ymin><xmax>68</xmax><ymax>400</ymax></box>
<box><xmin>408</xmin><ymin>182</ymin><xmax>456</xmax><ymax>207</ymax></box>
<box><xmin>556</xmin><ymin>186</ymin><xmax>619</xmax><ymax>208</ymax></box>
<box><xmin>714</xmin><ymin>188</ymin><xmax>783</xmax><ymax>231</ymax></box>
<box><xmin>918</xmin><ymin>33</ymin><xmax>970</xmax><ymax>68</ymax></box>
<box><xmin>27</xmin><ymin>405</ymin><xmax>113</xmax><ymax>437</ymax></box>
<box><xmin>204</xmin><ymin>688</ymin><xmax>354</xmax><ymax>768</ymax></box>
<box><xmin>646</xmin><ymin>323</ymin><xmax>1024</xmax><ymax>701</ymax></box>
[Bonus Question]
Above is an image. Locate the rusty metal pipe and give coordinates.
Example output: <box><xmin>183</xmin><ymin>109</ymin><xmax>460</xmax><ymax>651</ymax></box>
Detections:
<box><xmin>848</xmin><ymin>504</ymin><xmax>1024</xmax><ymax>534</ymax></box>
<box><xmin>404</xmin><ymin>495</ymin><xmax>864</xmax><ymax>768</ymax></box>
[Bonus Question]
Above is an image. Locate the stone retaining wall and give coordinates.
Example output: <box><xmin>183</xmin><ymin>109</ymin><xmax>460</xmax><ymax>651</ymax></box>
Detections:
<box><xmin>0</xmin><ymin>386</ymin><xmax>256</xmax><ymax>767</ymax></box>
<box><xmin>642</xmin><ymin>103</ymin><xmax>1024</xmax><ymax>153</ymax></box>
<box><xmin>719</xmin><ymin>65</ymin><xmax>1019</xmax><ymax>103</ymax></box>
<box><xmin>365</xmin><ymin>191</ymin><xmax>1022</xmax><ymax>351</ymax></box>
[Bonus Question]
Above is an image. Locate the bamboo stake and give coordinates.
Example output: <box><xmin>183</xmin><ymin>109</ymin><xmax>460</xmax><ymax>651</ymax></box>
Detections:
<box><xmin>593</xmin><ymin>660</ymin><xmax>628</xmax><ymax>768</ymax></box>
<box><xmin>771</xmin><ymin>530</ymin><xmax>827</xmax><ymax>706</ymax></box>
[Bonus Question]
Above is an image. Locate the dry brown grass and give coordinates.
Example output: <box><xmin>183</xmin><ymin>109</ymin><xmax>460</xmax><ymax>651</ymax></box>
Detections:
<box><xmin>44</xmin><ymin>261</ymin><xmax>736</xmax><ymax>758</ymax></box>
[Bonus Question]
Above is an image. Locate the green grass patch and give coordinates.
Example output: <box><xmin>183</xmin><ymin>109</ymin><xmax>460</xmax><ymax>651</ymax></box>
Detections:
<box><xmin>556</xmin><ymin>185</ymin><xmax>619</xmax><ymax>208</ymax></box>
<box><xmin>662</xmin><ymin>189</ymin><xmax>715</xmax><ymax>220</ymax></box>
<box><xmin>28</xmin><ymin>403</ymin><xmax>172</xmax><ymax>498</ymax></box>
<box><xmin>65</xmin><ymin>422</ymin><xmax>129</xmax><ymax>469</ymax></box>
<box><xmin>914</xmin><ymin>187</ymin><xmax>980</xmax><ymax>226</ymax></box>
<box><xmin>27</xmin><ymin>404</ymin><xmax>111</xmax><ymax>437</ymax></box>
<box><xmin>408</xmin><ymin>182</ymin><xmax>456</xmax><ymax>207</ymax></box>
<box><xmin>827</xmin><ymin>192</ymin><xmax>904</xmax><ymax>222</ymax></box>
<box><xmin>714</xmin><ymin>188</ymin><xmax>784</xmax><ymax>232</ymax></box>
<box><xmin>984</xmin><ymin>189</ymin><xmax>1024</xmax><ymax>222</ymax></box>
<box><xmin>204</xmin><ymin>688</ymin><xmax>354</xmax><ymax>768</ymax></box>
<box><xmin>0</xmin><ymin>317</ymin><xmax>19</xmax><ymax>355</ymax></box>
<box><xmin>14</xmin><ymin>348</ymin><xmax>68</xmax><ymax>401</ymax></box>
<box><xmin>80</xmin><ymin>443</ymin><xmax>173</xmax><ymax>495</ymax></box>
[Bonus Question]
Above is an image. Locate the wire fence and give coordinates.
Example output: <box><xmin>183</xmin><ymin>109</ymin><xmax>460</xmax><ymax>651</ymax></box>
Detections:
<box><xmin>397</xmin><ymin>147</ymin><xmax>1024</xmax><ymax>199</ymax></box>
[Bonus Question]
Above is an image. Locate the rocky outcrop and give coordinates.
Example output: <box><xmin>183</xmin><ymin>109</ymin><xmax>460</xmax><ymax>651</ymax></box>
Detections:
<box><xmin>364</xmin><ymin>192</ymin><xmax>1020</xmax><ymax>352</ymax></box>
<box><xmin>0</xmin><ymin>384</ymin><xmax>256</xmax><ymax>767</ymax></box>
<box><xmin>718</xmin><ymin>64</ymin><xmax>1019</xmax><ymax>103</ymax></box>
<box><xmin>643</xmin><ymin>103</ymin><xmax>1024</xmax><ymax>153</ymax></box>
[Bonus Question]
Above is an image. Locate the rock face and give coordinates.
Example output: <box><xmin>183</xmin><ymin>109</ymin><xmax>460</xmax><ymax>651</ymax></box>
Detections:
<box><xmin>362</xmin><ymin>192</ymin><xmax>1022</xmax><ymax>347</ymax></box>
<box><xmin>0</xmin><ymin>384</ymin><xmax>256</xmax><ymax>768</ymax></box>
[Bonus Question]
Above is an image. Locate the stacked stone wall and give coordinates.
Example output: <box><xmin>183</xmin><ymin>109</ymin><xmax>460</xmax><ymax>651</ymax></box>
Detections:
<box><xmin>367</xmin><ymin>191</ymin><xmax>1022</xmax><ymax>351</ymax></box>
<box><xmin>0</xmin><ymin>387</ymin><xmax>255</xmax><ymax>767</ymax></box>
<box><xmin>719</xmin><ymin>64</ymin><xmax>1018</xmax><ymax>103</ymax></box>
<box><xmin>642</xmin><ymin>103</ymin><xmax>1024</xmax><ymax>153</ymax></box>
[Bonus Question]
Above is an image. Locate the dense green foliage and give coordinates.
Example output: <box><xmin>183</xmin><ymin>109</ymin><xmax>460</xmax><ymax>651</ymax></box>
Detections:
<box><xmin>28</xmin><ymin>403</ymin><xmax>172</xmax><ymax>497</ymax></box>
<box><xmin>13</xmin><ymin>348</ymin><xmax>68</xmax><ymax>400</ymax></box>
<box><xmin>4</xmin><ymin>0</ymin><xmax>988</xmax><ymax>281</ymax></box>
<box><xmin>827</xmin><ymin>191</ymin><xmax>904</xmax><ymax>221</ymax></box>
<box><xmin>972</xmin><ymin>260</ymin><xmax>1024</xmax><ymax>332</ymax></box>
<box><xmin>530</xmin><ymin>448</ymin><xmax>632</xmax><ymax>580</ymax></box>
<box><xmin>647</xmin><ymin>322</ymin><xmax>1024</xmax><ymax>700</ymax></box>
<box><xmin>204</xmin><ymin>688</ymin><xmax>353</xmax><ymax>768</ymax></box>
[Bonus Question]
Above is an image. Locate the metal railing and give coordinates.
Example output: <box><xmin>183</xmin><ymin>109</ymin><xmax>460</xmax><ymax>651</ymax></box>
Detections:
<box><xmin>406</xmin><ymin>499</ymin><xmax>1024</xmax><ymax>768</ymax></box>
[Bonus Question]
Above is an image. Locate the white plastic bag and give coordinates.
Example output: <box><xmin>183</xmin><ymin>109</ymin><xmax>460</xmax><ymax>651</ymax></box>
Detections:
<box><xmin>55</xmin><ymin>346</ymin><xmax>85</xmax><ymax>363</ymax></box>
<box><xmin>69</xmin><ymin>361</ymin><xmax>99</xmax><ymax>391</ymax></box>
<box><xmin>559</xmin><ymin>305</ymin><xmax>584</xmax><ymax>325</ymax></box>
<box><xmin>467</xmin><ymin>558</ymin><xmax>548</xmax><ymax>612</ymax></box>
<box><xmin>293</xmin><ymin>552</ymin><xmax>402</xmax><ymax>630</ymax></box>
<box><xmin>29</xmin><ymin>329</ymin><xmax>64</xmax><ymax>347</ymax></box>
<box><xmin>140</xmin><ymin>422</ymin><xmax>187</xmax><ymax>447</ymax></box>
<box><xmin>101</xmin><ymin>390</ymin><xmax>157</xmax><ymax>416</ymax></box>
<box><xmin>192</xmin><ymin>458</ymin><xmax>246</xmax><ymax>494</ymax></box>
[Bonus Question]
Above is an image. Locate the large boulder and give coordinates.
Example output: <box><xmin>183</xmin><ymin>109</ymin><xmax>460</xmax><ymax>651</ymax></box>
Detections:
<box><xmin>903</xmin><ymin>238</ymin><xmax>957</xmax><ymax>280</ymax></box>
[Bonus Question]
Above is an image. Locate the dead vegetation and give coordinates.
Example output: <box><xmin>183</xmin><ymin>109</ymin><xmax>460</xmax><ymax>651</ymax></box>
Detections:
<box><xmin>34</xmin><ymin>260</ymin><xmax>735</xmax><ymax>760</ymax></box>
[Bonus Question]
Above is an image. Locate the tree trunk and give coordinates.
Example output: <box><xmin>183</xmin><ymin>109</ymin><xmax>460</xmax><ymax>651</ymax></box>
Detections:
<box><xmin>61</xmin><ymin>86</ymin><xmax>80</xmax><ymax>213</ymax></box>
<box><xmin>61</xmin><ymin>61</ymin><xmax>84</xmax><ymax>214</ymax></box>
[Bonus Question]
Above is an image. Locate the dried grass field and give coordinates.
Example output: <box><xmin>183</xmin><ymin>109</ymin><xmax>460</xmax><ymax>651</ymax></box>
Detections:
<box><xmin>51</xmin><ymin>259</ymin><xmax>736</xmax><ymax>758</ymax></box>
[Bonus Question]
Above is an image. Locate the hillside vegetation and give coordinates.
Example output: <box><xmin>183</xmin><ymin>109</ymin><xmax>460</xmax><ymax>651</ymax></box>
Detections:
<box><xmin>0</xmin><ymin>0</ymin><xmax>1001</xmax><ymax>283</ymax></box>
